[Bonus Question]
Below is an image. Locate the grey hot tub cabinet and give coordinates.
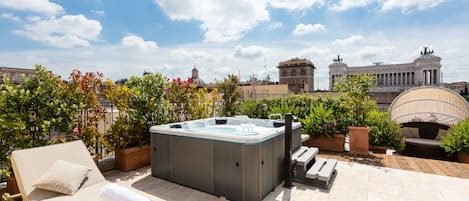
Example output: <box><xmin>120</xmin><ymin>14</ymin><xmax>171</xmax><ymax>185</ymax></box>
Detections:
<box><xmin>151</xmin><ymin>127</ymin><xmax>301</xmax><ymax>201</ymax></box>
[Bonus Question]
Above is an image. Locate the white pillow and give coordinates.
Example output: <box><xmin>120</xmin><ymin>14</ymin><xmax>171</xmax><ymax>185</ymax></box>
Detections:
<box><xmin>33</xmin><ymin>160</ymin><xmax>92</xmax><ymax>195</ymax></box>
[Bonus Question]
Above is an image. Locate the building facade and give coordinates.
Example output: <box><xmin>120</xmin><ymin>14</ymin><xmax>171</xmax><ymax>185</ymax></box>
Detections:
<box><xmin>329</xmin><ymin>47</ymin><xmax>442</xmax><ymax>92</ymax></box>
<box><xmin>278</xmin><ymin>58</ymin><xmax>315</xmax><ymax>94</ymax></box>
<box><xmin>238</xmin><ymin>83</ymin><xmax>289</xmax><ymax>101</ymax></box>
<box><xmin>0</xmin><ymin>67</ymin><xmax>36</xmax><ymax>84</ymax></box>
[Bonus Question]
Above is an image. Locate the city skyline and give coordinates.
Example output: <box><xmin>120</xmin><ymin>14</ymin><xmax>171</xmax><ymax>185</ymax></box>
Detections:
<box><xmin>1</xmin><ymin>0</ymin><xmax>468</xmax><ymax>89</ymax></box>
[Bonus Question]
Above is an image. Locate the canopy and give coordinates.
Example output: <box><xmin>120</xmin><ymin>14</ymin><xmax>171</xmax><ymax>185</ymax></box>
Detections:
<box><xmin>389</xmin><ymin>87</ymin><xmax>469</xmax><ymax>126</ymax></box>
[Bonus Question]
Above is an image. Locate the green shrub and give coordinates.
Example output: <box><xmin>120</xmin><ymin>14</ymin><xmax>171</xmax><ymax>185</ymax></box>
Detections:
<box><xmin>268</xmin><ymin>99</ymin><xmax>298</xmax><ymax>119</ymax></box>
<box><xmin>238</xmin><ymin>95</ymin><xmax>321</xmax><ymax>119</ymax></box>
<box><xmin>300</xmin><ymin>103</ymin><xmax>337</xmax><ymax>137</ymax></box>
<box><xmin>365</xmin><ymin>110</ymin><xmax>404</xmax><ymax>150</ymax></box>
<box><xmin>218</xmin><ymin>75</ymin><xmax>241</xmax><ymax>117</ymax></box>
<box><xmin>0</xmin><ymin>65</ymin><xmax>84</xmax><ymax>176</ymax></box>
<box><xmin>105</xmin><ymin>73</ymin><xmax>169</xmax><ymax>149</ymax></box>
<box><xmin>441</xmin><ymin>118</ymin><xmax>469</xmax><ymax>154</ymax></box>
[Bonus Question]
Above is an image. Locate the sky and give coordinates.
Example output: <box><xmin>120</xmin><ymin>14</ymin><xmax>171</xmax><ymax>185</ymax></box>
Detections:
<box><xmin>1</xmin><ymin>0</ymin><xmax>469</xmax><ymax>89</ymax></box>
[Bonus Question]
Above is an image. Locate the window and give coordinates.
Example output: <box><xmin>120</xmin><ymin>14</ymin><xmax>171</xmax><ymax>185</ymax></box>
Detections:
<box><xmin>291</xmin><ymin>69</ymin><xmax>296</xmax><ymax>76</ymax></box>
<box><xmin>282</xmin><ymin>70</ymin><xmax>287</xmax><ymax>76</ymax></box>
<box><xmin>15</xmin><ymin>73</ymin><xmax>21</xmax><ymax>81</ymax></box>
<box><xmin>301</xmin><ymin>68</ymin><xmax>306</xmax><ymax>76</ymax></box>
<box><xmin>291</xmin><ymin>80</ymin><xmax>295</xmax><ymax>84</ymax></box>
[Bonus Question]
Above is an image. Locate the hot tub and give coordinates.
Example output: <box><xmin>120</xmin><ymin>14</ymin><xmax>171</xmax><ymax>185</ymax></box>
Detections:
<box><xmin>150</xmin><ymin>117</ymin><xmax>301</xmax><ymax>201</ymax></box>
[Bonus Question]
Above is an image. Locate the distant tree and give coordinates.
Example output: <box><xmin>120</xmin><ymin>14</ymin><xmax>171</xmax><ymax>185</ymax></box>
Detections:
<box><xmin>114</xmin><ymin>78</ymin><xmax>128</xmax><ymax>85</ymax></box>
<box><xmin>217</xmin><ymin>74</ymin><xmax>241</xmax><ymax>117</ymax></box>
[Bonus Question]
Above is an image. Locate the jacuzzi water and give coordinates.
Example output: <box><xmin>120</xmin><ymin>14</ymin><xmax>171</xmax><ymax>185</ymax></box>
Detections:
<box><xmin>149</xmin><ymin>117</ymin><xmax>302</xmax><ymax>144</ymax></box>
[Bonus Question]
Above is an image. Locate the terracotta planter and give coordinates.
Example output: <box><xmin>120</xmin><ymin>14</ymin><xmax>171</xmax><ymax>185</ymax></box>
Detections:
<box><xmin>349</xmin><ymin>126</ymin><xmax>369</xmax><ymax>155</ymax></box>
<box><xmin>115</xmin><ymin>144</ymin><xmax>151</xmax><ymax>171</ymax></box>
<box><xmin>6</xmin><ymin>176</ymin><xmax>20</xmax><ymax>195</ymax></box>
<box><xmin>370</xmin><ymin>145</ymin><xmax>387</xmax><ymax>154</ymax></box>
<box><xmin>457</xmin><ymin>151</ymin><xmax>469</xmax><ymax>163</ymax></box>
<box><xmin>303</xmin><ymin>134</ymin><xmax>345</xmax><ymax>152</ymax></box>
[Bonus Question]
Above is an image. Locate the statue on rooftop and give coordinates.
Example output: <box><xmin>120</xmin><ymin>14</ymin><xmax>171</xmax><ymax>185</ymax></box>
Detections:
<box><xmin>333</xmin><ymin>55</ymin><xmax>343</xmax><ymax>63</ymax></box>
<box><xmin>420</xmin><ymin>46</ymin><xmax>434</xmax><ymax>56</ymax></box>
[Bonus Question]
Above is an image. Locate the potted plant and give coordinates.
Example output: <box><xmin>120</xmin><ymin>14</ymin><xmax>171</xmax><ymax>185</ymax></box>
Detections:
<box><xmin>301</xmin><ymin>103</ymin><xmax>345</xmax><ymax>152</ymax></box>
<box><xmin>441</xmin><ymin>117</ymin><xmax>469</xmax><ymax>163</ymax></box>
<box><xmin>365</xmin><ymin>110</ymin><xmax>404</xmax><ymax>153</ymax></box>
<box><xmin>104</xmin><ymin>73</ymin><xmax>169</xmax><ymax>171</ymax></box>
<box><xmin>335</xmin><ymin>74</ymin><xmax>377</xmax><ymax>155</ymax></box>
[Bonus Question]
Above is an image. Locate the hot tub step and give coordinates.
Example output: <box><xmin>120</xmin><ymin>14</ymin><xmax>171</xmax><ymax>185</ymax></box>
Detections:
<box><xmin>291</xmin><ymin>146</ymin><xmax>308</xmax><ymax>163</ymax></box>
<box><xmin>296</xmin><ymin>147</ymin><xmax>318</xmax><ymax>167</ymax></box>
<box><xmin>306</xmin><ymin>158</ymin><xmax>337</xmax><ymax>182</ymax></box>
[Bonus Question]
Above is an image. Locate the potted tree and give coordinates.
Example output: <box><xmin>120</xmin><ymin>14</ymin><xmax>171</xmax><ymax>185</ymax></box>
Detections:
<box><xmin>441</xmin><ymin>117</ymin><xmax>469</xmax><ymax>163</ymax></box>
<box><xmin>105</xmin><ymin>73</ymin><xmax>169</xmax><ymax>171</ymax></box>
<box><xmin>301</xmin><ymin>103</ymin><xmax>345</xmax><ymax>152</ymax></box>
<box><xmin>365</xmin><ymin>110</ymin><xmax>404</xmax><ymax>153</ymax></box>
<box><xmin>335</xmin><ymin>74</ymin><xmax>376</xmax><ymax>155</ymax></box>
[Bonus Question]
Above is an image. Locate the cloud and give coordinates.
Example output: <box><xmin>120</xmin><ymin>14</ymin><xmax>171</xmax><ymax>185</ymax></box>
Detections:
<box><xmin>121</xmin><ymin>34</ymin><xmax>158</xmax><ymax>52</ymax></box>
<box><xmin>0</xmin><ymin>0</ymin><xmax>63</xmax><ymax>15</ymax></box>
<box><xmin>298</xmin><ymin>46</ymin><xmax>331</xmax><ymax>57</ymax></box>
<box><xmin>329</xmin><ymin>0</ymin><xmax>375</xmax><ymax>12</ymax></box>
<box><xmin>269</xmin><ymin>21</ymin><xmax>283</xmax><ymax>29</ymax></box>
<box><xmin>91</xmin><ymin>10</ymin><xmax>105</xmax><ymax>17</ymax></box>
<box><xmin>268</xmin><ymin>0</ymin><xmax>324</xmax><ymax>11</ymax></box>
<box><xmin>292</xmin><ymin>23</ymin><xmax>326</xmax><ymax>36</ymax></box>
<box><xmin>380</xmin><ymin>0</ymin><xmax>446</xmax><ymax>12</ymax></box>
<box><xmin>26</xmin><ymin>16</ymin><xmax>41</xmax><ymax>22</ymax></box>
<box><xmin>0</xmin><ymin>12</ymin><xmax>21</xmax><ymax>22</ymax></box>
<box><xmin>332</xmin><ymin>35</ymin><xmax>364</xmax><ymax>46</ymax></box>
<box><xmin>154</xmin><ymin>0</ymin><xmax>269</xmax><ymax>43</ymax></box>
<box><xmin>234</xmin><ymin>45</ymin><xmax>267</xmax><ymax>59</ymax></box>
<box><xmin>14</xmin><ymin>15</ymin><xmax>102</xmax><ymax>48</ymax></box>
<box><xmin>170</xmin><ymin>48</ymin><xmax>214</xmax><ymax>62</ymax></box>
<box><xmin>357</xmin><ymin>46</ymin><xmax>396</xmax><ymax>61</ymax></box>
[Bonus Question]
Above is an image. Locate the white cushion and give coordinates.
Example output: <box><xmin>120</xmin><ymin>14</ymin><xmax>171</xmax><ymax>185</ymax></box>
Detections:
<box><xmin>33</xmin><ymin>160</ymin><xmax>91</xmax><ymax>195</ymax></box>
<box><xmin>99</xmin><ymin>183</ymin><xmax>150</xmax><ymax>201</ymax></box>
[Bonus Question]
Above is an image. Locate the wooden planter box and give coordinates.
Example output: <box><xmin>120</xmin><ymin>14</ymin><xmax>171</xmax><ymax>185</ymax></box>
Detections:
<box><xmin>303</xmin><ymin>134</ymin><xmax>345</xmax><ymax>152</ymax></box>
<box><xmin>349</xmin><ymin>126</ymin><xmax>369</xmax><ymax>155</ymax></box>
<box><xmin>457</xmin><ymin>151</ymin><xmax>469</xmax><ymax>163</ymax></box>
<box><xmin>369</xmin><ymin>145</ymin><xmax>387</xmax><ymax>154</ymax></box>
<box><xmin>6</xmin><ymin>176</ymin><xmax>20</xmax><ymax>195</ymax></box>
<box><xmin>115</xmin><ymin>144</ymin><xmax>151</xmax><ymax>171</ymax></box>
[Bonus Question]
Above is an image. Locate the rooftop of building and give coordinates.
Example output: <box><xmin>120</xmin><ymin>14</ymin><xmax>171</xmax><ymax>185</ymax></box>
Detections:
<box><xmin>278</xmin><ymin>58</ymin><xmax>315</xmax><ymax>68</ymax></box>
<box><xmin>0</xmin><ymin>66</ymin><xmax>35</xmax><ymax>72</ymax></box>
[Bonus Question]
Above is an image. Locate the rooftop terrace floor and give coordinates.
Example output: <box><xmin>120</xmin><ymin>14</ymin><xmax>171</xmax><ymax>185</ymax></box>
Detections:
<box><xmin>317</xmin><ymin>151</ymin><xmax>469</xmax><ymax>179</ymax></box>
<box><xmin>104</xmin><ymin>160</ymin><xmax>469</xmax><ymax>201</ymax></box>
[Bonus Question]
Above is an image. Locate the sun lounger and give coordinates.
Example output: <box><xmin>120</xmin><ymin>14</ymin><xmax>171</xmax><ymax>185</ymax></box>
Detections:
<box><xmin>10</xmin><ymin>141</ymin><xmax>109</xmax><ymax>201</ymax></box>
